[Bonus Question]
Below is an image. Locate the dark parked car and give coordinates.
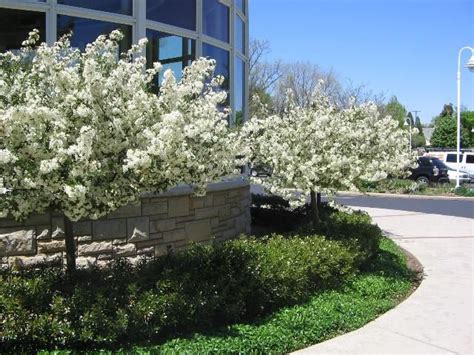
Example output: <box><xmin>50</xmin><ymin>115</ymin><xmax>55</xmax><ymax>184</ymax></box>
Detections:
<box><xmin>250</xmin><ymin>163</ymin><xmax>273</xmax><ymax>177</ymax></box>
<box><xmin>409</xmin><ymin>157</ymin><xmax>449</xmax><ymax>184</ymax></box>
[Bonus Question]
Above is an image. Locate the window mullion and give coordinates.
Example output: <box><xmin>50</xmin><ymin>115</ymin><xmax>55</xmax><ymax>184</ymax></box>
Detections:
<box><xmin>46</xmin><ymin>0</ymin><xmax>57</xmax><ymax>45</ymax></box>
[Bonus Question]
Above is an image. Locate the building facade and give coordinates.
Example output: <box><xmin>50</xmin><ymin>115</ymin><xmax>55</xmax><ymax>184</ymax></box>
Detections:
<box><xmin>0</xmin><ymin>0</ymin><xmax>249</xmax><ymax>124</ymax></box>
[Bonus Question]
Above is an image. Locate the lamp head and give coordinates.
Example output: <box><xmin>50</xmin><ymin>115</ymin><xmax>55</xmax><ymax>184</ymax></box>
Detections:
<box><xmin>467</xmin><ymin>54</ymin><xmax>474</xmax><ymax>72</ymax></box>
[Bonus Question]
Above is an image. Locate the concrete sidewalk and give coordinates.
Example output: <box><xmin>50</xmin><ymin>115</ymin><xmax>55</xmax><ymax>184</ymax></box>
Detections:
<box><xmin>294</xmin><ymin>208</ymin><xmax>474</xmax><ymax>355</ymax></box>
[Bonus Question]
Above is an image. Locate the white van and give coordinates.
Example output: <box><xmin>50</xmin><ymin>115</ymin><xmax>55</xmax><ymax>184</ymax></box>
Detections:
<box><xmin>426</xmin><ymin>151</ymin><xmax>474</xmax><ymax>175</ymax></box>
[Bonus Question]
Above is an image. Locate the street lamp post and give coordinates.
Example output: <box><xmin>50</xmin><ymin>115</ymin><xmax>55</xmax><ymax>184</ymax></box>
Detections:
<box><xmin>456</xmin><ymin>46</ymin><xmax>474</xmax><ymax>188</ymax></box>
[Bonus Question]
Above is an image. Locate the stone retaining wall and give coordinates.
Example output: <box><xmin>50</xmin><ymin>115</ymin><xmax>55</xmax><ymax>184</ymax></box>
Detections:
<box><xmin>0</xmin><ymin>179</ymin><xmax>251</xmax><ymax>269</ymax></box>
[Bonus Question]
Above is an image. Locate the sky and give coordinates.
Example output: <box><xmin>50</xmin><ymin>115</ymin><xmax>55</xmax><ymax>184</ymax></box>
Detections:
<box><xmin>249</xmin><ymin>0</ymin><xmax>474</xmax><ymax>124</ymax></box>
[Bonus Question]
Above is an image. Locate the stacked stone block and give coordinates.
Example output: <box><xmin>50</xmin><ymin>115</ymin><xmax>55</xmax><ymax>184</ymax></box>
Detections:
<box><xmin>0</xmin><ymin>180</ymin><xmax>251</xmax><ymax>269</ymax></box>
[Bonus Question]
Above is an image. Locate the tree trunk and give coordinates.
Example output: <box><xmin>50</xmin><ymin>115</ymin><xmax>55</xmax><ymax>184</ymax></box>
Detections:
<box><xmin>64</xmin><ymin>215</ymin><xmax>76</xmax><ymax>273</ymax></box>
<box><xmin>317</xmin><ymin>192</ymin><xmax>321</xmax><ymax>210</ymax></box>
<box><xmin>310</xmin><ymin>190</ymin><xmax>320</xmax><ymax>230</ymax></box>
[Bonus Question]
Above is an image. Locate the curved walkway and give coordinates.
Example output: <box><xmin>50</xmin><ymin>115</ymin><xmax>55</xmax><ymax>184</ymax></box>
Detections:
<box><xmin>294</xmin><ymin>207</ymin><xmax>474</xmax><ymax>355</ymax></box>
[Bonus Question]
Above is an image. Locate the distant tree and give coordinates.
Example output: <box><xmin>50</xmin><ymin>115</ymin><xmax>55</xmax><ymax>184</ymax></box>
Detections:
<box><xmin>249</xmin><ymin>87</ymin><xmax>273</xmax><ymax>119</ymax></box>
<box><xmin>249</xmin><ymin>39</ymin><xmax>283</xmax><ymax>94</ymax></box>
<box><xmin>432</xmin><ymin>104</ymin><xmax>455</xmax><ymax>126</ymax></box>
<box><xmin>440</xmin><ymin>104</ymin><xmax>454</xmax><ymax>118</ymax></box>
<box><xmin>249</xmin><ymin>38</ymin><xmax>283</xmax><ymax>116</ymax></box>
<box><xmin>412</xmin><ymin>115</ymin><xmax>426</xmax><ymax>147</ymax></box>
<box><xmin>273</xmin><ymin>62</ymin><xmax>342</xmax><ymax>111</ymax></box>
<box><xmin>407</xmin><ymin>112</ymin><xmax>414</xmax><ymax>127</ymax></box>
<box><xmin>412</xmin><ymin>133</ymin><xmax>426</xmax><ymax>148</ymax></box>
<box><xmin>273</xmin><ymin>62</ymin><xmax>385</xmax><ymax>113</ymax></box>
<box><xmin>461</xmin><ymin>111</ymin><xmax>474</xmax><ymax>146</ymax></box>
<box><xmin>431</xmin><ymin>114</ymin><xmax>470</xmax><ymax>148</ymax></box>
<box><xmin>431</xmin><ymin>104</ymin><xmax>472</xmax><ymax>148</ymax></box>
<box><xmin>461</xmin><ymin>111</ymin><xmax>474</xmax><ymax>128</ymax></box>
<box><xmin>415</xmin><ymin>116</ymin><xmax>423</xmax><ymax>131</ymax></box>
<box><xmin>336</xmin><ymin>79</ymin><xmax>386</xmax><ymax>110</ymax></box>
<box><xmin>384</xmin><ymin>96</ymin><xmax>407</xmax><ymax>127</ymax></box>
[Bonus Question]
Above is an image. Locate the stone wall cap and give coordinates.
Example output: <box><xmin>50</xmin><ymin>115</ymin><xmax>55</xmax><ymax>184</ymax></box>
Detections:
<box><xmin>141</xmin><ymin>176</ymin><xmax>250</xmax><ymax>198</ymax></box>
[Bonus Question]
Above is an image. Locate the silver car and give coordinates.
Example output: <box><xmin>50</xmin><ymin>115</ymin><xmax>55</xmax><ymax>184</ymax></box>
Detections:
<box><xmin>446</xmin><ymin>168</ymin><xmax>471</xmax><ymax>184</ymax></box>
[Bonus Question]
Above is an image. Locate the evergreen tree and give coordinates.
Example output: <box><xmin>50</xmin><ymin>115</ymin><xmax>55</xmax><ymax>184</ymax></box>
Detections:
<box><xmin>412</xmin><ymin>116</ymin><xmax>426</xmax><ymax>147</ymax></box>
<box><xmin>460</xmin><ymin>111</ymin><xmax>474</xmax><ymax>147</ymax></box>
<box><xmin>415</xmin><ymin>116</ymin><xmax>423</xmax><ymax>132</ymax></box>
<box><xmin>431</xmin><ymin>106</ymin><xmax>470</xmax><ymax>148</ymax></box>
<box><xmin>384</xmin><ymin>96</ymin><xmax>407</xmax><ymax>127</ymax></box>
<box><xmin>440</xmin><ymin>104</ymin><xmax>454</xmax><ymax>118</ymax></box>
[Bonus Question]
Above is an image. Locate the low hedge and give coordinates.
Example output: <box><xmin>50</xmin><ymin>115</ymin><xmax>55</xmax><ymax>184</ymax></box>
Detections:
<box><xmin>0</xmin><ymin>210</ymin><xmax>382</xmax><ymax>352</ymax></box>
<box><xmin>357</xmin><ymin>178</ymin><xmax>421</xmax><ymax>194</ymax></box>
<box><xmin>318</xmin><ymin>208</ymin><xmax>382</xmax><ymax>265</ymax></box>
<box><xmin>252</xmin><ymin>194</ymin><xmax>382</xmax><ymax>266</ymax></box>
<box><xmin>137</xmin><ymin>238</ymin><xmax>415</xmax><ymax>354</ymax></box>
<box><xmin>455</xmin><ymin>185</ymin><xmax>474</xmax><ymax>197</ymax></box>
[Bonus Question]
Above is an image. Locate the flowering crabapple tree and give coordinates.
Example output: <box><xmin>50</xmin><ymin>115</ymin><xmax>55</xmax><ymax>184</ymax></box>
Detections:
<box><xmin>0</xmin><ymin>30</ymin><xmax>238</xmax><ymax>271</ymax></box>
<box><xmin>240</xmin><ymin>89</ymin><xmax>414</xmax><ymax>228</ymax></box>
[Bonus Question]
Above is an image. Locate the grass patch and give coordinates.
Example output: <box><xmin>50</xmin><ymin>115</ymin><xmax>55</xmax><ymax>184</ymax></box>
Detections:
<box><xmin>128</xmin><ymin>238</ymin><xmax>415</xmax><ymax>354</ymax></box>
<box><xmin>357</xmin><ymin>178</ymin><xmax>474</xmax><ymax>197</ymax></box>
<box><xmin>455</xmin><ymin>185</ymin><xmax>474</xmax><ymax>197</ymax></box>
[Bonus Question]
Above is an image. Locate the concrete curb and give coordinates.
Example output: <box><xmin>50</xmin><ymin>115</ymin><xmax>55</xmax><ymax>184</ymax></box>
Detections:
<box><xmin>338</xmin><ymin>191</ymin><xmax>474</xmax><ymax>201</ymax></box>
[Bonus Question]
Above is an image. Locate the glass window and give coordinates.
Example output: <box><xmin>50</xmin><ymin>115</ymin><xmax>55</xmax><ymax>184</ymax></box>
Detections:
<box><xmin>202</xmin><ymin>43</ymin><xmax>229</xmax><ymax>92</ymax></box>
<box><xmin>146</xmin><ymin>30</ymin><xmax>195</xmax><ymax>90</ymax></box>
<box><xmin>446</xmin><ymin>154</ymin><xmax>463</xmax><ymax>163</ymax></box>
<box><xmin>234</xmin><ymin>57</ymin><xmax>245</xmax><ymax>126</ymax></box>
<box><xmin>203</xmin><ymin>0</ymin><xmax>229</xmax><ymax>43</ymax></box>
<box><xmin>235</xmin><ymin>14</ymin><xmax>245</xmax><ymax>53</ymax></box>
<box><xmin>57</xmin><ymin>15</ymin><xmax>132</xmax><ymax>52</ymax></box>
<box><xmin>466</xmin><ymin>155</ymin><xmax>474</xmax><ymax>164</ymax></box>
<box><xmin>57</xmin><ymin>0</ymin><xmax>132</xmax><ymax>15</ymax></box>
<box><xmin>0</xmin><ymin>9</ymin><xmax>45</xmax><ymax>52</ymax></box>
<box><xmin>147</xmin><ymin>0</ymin><xmax>196</xmax><ymax>31</ymax></box>
<box><xmin>418</xmin><ymin>158</ymin><xmax>429</xmax><ymax>167</ymax></box>
<box><xmin>236</xmin><ymin>0</ymin><xmax>245</xmax><ymax>13</ymax></box>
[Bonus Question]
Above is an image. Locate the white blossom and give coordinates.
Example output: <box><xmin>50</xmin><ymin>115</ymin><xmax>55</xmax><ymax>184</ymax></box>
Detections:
<box><xmin>0</xmin><ymin>30</ymin><xmax>238</xmax><ymax>221</ymax></box>
<box><xmin>0</xmin><ymin>149</ymin><xmax>17</xmax><ymax>164</ymax></box>
<box><xmin>240</xmin><ymin>89</ymin><xmax>415</xmax><ymax>206</ymax></box>
<box><xmin>39</xmin><ymin>158</ymin><xmax>60</xmax><ymax>174</ymax></box>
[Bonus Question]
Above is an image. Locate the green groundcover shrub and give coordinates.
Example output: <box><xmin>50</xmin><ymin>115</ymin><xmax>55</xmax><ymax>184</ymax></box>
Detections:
<box><xmin>0</xmin><ymin>210</ymin><xmax>381</xmax><ymax>352</ymax></box>
<box><xmin>251</xmin><ymin>193</ymin><xmax>382</xmax><ymax>266</ymax></box>
<box><xmin>136</xmin><ymin>238</ymin><xmax>414</xmax><ymax>354</ymax></box>
<box><xmin>317</xmin><ymin>208</ymin><xmax>381</xmax><ymax>266</ymax></box>
<box><xmin>357</xmin><ymin>178</ymin><xmax>422</xmax><ymax>194</ymax></box>
<box><xmin>455</xmin><ymin>185</ymin><xmax>474</xmax><ymax>197</ymax></box>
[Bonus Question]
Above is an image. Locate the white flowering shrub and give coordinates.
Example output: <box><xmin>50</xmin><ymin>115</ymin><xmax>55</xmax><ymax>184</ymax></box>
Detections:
<box><xmin>240</xmin><ymin>89</ymin><xmax>414</xmax><ymax>222</ymax></box>
<box><xmin>0</xmin><ymin>30</ymin><xmax>237</xmax><ymax>223</ymax></box>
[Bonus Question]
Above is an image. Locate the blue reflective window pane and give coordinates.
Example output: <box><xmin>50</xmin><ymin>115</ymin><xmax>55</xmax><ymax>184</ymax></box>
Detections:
<box><xmin>0</xmin><ymin>9</ymin><xmax>45</xmax><ymax>52</ymax></box>
<box><xmin>146</xmin><ymin>29</ymin><xmax>195</xmax><ymax>89</ymax></box>
<box><xmin>158</xmin><ymin>62</ymin><xmax>185</xmax><ymax>84</ymax></box>
<box><xmin>235</xmin><ymin>15</ymin><xmax>245</xmax><ymax>54</ymax></box>
<box><xmin>202</xmin><ymin>43</ymin><xmax>229</xmax><ymax>91</ymax></box>
<box><xmin>234</xmin><ymin>57</ymin><xmax>245</xmax><ymax>126</ymax></box>
<box><xmin>147</xmin><ymin>0</ymin><xmax>196</xmax><ymax>31</ymax></box>
<box><xmin>57</xmin><ymin>16</ymin><xmax>132</xmax><ymax>52</ymax></box>
<box><xmin>236</xmin><ymin>0</ymin><xmax>245</xmax><ymax>13</ymax></box>
<box><xmin>57</xmin><ymin>0</ymin><xmax>132</xmax><ymax>15</ymax></box>
<box><xmin>203</xmin><ymin>0</ymin><xmax>229</xmax><ymax>43</ymax></box>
